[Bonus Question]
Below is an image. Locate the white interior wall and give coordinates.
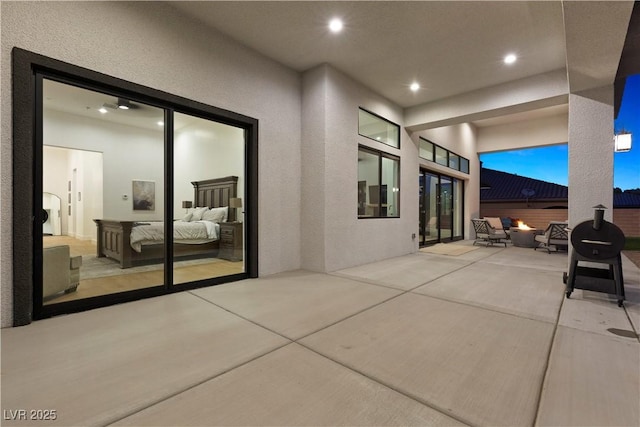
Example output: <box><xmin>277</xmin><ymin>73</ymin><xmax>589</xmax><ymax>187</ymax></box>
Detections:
<box><xmin>44</xmin><ymin>109</ymin><xmax>164</xmax><ymax>222</ymax></box>
<box><xmin>173</xmin><ymin>122</ymin><xmax>245</xmax><ymax>220</ymax></box>
<box><xmin>43</xmin><ymin>147</ymin><xmax>70</xmax><ymax>235</ymax></box>
<box><xmin>2</xmin><ymin>1</ymin><xmax>302</xmax><ymax>327</ymax></box>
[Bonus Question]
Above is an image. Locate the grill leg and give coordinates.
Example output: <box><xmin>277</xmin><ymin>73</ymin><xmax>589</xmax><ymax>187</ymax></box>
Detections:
<box><xmin>565</xmin><ymin>253</ymin><xmax>578</xmax><ymax>298</ymax></box>
<box><xmin>613</xmin><ymin>254</ymin><xmax>625</xmax><ymax>307</ymax></box>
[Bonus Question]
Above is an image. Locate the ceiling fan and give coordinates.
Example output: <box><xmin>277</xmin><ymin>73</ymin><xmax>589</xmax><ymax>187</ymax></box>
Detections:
<box><xmin>102</xmin><ymin>97</ymin><xmax>140</xmax><ymax>111</ymax></box>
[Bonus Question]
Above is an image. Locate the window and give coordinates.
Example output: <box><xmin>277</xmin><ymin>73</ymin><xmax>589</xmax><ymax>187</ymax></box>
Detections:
<box><xmin>419</xmin><ymin>137</ymin><xmax>469</xmax><ymax>174</ymax></box>
<box><xmin>358</xmin><ymin>146</ymin><xmax>400</xmax><ymax>218</ymax></box>
<box><xmin>419</xmin><ymin>139</ymin><xmax>434</xmax><ymax>161</ymax></box>
<box><xmin>435</xmin><ymin>146</ymin><xmax>448</xmax><ymax>166</ymax></box>
<box><xmin>449</xmin><ymin>153</ymin><xmax>459</xmax><ymax>170</ymax></box>
<box><xmin>460</xmin><ymin>157</ymin><xmax>470</xmax><ymax>174</ymax></box>
<box><xmin>358</xmin><ymin>108</ymin><xmax>400</xmax><ymax>148</ymax></box>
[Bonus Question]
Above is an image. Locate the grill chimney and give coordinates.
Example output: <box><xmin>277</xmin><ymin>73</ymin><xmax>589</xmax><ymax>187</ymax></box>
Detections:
<box><xmin>592</xmin><ymin>204</ymin><xmax>606</xmax><ymax>231</ymax></box>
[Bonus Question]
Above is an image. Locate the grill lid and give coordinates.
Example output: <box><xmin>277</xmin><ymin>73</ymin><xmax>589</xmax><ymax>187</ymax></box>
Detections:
<box><xmin>570</xmin><ymin>220</ymin><xmax>625</xmax><ymax>260</ymax></box>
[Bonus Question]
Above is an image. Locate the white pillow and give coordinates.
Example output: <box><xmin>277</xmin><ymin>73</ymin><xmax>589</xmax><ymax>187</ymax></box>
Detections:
<box><xmin>182</xmin><ymin>212</ymin><xmax>193</xmax><ymax>222</ymax></box>
<box><xmin>202</xmin><ymin>206</ymin><xmax>228</xmax><ymax>223</ymax></box>
<box><xmin>191</xmin><ymin>207</ymin><xmax>208</xmax><ymax>221</ymax></box>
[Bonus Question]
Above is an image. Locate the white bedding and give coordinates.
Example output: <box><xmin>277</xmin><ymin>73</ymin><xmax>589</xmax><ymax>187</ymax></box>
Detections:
<box><xmin>130</xmin><ymin>220</ymin><xmax>220</xmax><ymax>252</ymax></box>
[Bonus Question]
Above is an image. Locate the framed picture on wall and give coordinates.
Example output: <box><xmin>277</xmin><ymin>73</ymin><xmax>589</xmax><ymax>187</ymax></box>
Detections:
<box><xmin>132</xmin><ymin>180</ymin><xmax>155</xmax><ymax>211</ymax></box>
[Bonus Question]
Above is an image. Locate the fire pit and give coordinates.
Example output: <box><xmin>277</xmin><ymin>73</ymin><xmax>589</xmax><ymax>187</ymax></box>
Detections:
<box><xmin>510</xmin><ymin>221</ymin><xmax>537</xmax><ymax>248</ymax></box>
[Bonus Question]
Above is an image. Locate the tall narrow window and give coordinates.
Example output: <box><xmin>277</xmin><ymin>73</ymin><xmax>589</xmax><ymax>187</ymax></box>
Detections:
<box><xmin>358</xmin><ymin>146</ymin><xmax>400</xmax><ymax>218</ymax></box>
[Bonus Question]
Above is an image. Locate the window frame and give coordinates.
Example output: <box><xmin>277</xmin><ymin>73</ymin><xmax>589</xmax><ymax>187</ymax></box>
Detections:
<box><xmin>357</xmin><ymin>145</ymin><xmax>400</xmax><ymax>219</ymax></box>
<box><xmin>419</xmin><ymin>137</ymin><xmax>469</xmax><ymax>175</ymax></box>
<box><xmin>358</xmin><ymin>107</ymin><xmax>401</xmax><ymax>149</ymax></box>
<box><xmin>12</xmin><ymin>48</ymin><xmax>259</xmax><ymax>324</ymax></box>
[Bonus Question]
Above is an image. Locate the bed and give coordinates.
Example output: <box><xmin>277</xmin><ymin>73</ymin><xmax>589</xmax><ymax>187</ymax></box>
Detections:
<box><xmin>94</xmin><ymin>176</ymin><xmax>238</xmax><ymax>268</ymax></box>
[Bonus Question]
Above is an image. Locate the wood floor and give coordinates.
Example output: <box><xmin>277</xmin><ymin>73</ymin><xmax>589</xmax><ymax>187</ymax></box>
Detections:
<box><xmin>43</xmin><ymin>235</ymin><xmax>243</xmax><ymax>304</ymax></box>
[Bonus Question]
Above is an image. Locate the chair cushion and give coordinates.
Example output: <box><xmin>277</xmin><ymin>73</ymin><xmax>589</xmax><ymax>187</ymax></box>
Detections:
<box><xmin>485</xmin><ymin>217</ymin><xmax>503</xmax><ymax>229</ymax></box>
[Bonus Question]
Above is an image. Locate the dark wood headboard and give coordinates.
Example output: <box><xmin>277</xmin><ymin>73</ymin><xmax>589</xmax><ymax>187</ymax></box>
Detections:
<box><xmin>192</xmin><ymin>176</ymin><xmax>238</xmax><ymax>222</ymax></box>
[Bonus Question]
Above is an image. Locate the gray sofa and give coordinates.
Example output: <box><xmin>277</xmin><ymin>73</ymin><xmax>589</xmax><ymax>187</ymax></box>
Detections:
<box><xmin>43</xmin><ymin>245</ymin><xmax>82</xmax><ymax>298</ymax></box>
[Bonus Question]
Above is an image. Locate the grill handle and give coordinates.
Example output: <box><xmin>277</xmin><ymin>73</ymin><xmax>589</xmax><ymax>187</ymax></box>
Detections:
<box><xmin>580</xmin><ymin>239</ymin><xmax>612</xmax><ymax>246</ymax></box>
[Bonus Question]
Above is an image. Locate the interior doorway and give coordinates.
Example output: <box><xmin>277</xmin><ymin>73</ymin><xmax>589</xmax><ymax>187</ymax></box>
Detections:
<box><xmin>419</xmin><ymin>169</ymin><xmax>464</xmax><ymax>246</ymax></box>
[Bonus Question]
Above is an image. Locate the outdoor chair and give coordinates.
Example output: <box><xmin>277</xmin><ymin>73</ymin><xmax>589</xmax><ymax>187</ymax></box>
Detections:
<box><xmin>471</xmin><ymin>218</ymin><xmax>508</xmax><ymax>247</ymax></box>
<box><xmin>534</xmin><ymin>221</ymin><xmax>569</xmax><ymax>253</ymax></box>
<box><xmin>485</xmin><ymin>216</ymin><xmax>511</xmax><ymax>240</ymax></box>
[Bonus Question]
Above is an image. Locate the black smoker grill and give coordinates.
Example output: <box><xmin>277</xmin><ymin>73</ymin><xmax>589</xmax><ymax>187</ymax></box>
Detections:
<box><xmin>563</xmin><ymin>205</ymin><xmax>626</xmax><ymax>306</ymax></box>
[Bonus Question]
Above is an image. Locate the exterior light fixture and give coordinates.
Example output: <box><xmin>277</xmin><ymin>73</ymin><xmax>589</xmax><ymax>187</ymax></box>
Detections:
<box><xmin>504</xmin><ymin>54</ymin><xmax>517</xmax><ymax>65</ymax></box>
<box><xmin>329</xmin><ymin>18</ymin><xmax>343</xmax><ymax>33</ymax></box>
<box><xmin>614</xmin><ymin>133</ymin><xmax>632</xmax><ymax>152</ymax></box>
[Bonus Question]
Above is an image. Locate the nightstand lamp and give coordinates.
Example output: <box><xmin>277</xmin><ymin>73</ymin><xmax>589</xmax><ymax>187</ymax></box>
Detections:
<box><xmin>182</xmin><ymin>200</ymin><xmax>193</xmax><ymax>213</ymax></box>
<box><xmin>229</xmin><ymin>197</ymin><xmax>242</xmax><ymax>222</ymax></box>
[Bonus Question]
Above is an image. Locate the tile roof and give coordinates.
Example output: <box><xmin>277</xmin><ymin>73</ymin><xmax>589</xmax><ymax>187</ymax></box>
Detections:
<box><xmin>480</xmin><ymin>168</ymin><xmax>568</xmax><ymax>202</ymax></box>
<box><xmin>613</xmin><ymin>192</ymin><xmax>640</xmax><ymax>208</ymax></box>
<box><xmin>480</xmin><ymin>167</ymin><xmax>640</xmax><ymax>207</ymax></box>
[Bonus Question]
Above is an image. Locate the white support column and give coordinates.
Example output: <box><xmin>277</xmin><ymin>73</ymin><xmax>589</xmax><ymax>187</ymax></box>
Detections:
<box><xmin>568</xmin><ymin>86</ymin><xmax>614</xmax><ymax>228</ymax></box>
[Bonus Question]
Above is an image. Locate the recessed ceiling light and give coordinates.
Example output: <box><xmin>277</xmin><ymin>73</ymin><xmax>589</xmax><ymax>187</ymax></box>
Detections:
<box><xmin>504</xmin><ymin>54</ymin><xmax>517</xmax><ymax>65</ymax></box>
<box><xmin>157</xmin><ymin>121</ymin><xmax>164</xmax><ymax>126</ymax></box>
<box><xmin>98</xmin><ymin>107</ymin><xmax>108</xmax><ymax>114</ymax></box>
<box><xmin>410</xmin><ymin>82</ymin><xmax>420</xmax><ymax>92</ymax></box>
<box><xmin>329</xmin><ymin>18</ymin><xmax>343</xmax><ymax>33</ymax></box>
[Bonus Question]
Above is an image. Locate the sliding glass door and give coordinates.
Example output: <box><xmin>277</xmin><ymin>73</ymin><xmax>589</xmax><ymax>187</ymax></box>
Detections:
<box><xmin>419</xmin><ymin>169</ymin><xmax>464</xmax><ymax>246</ymax></box>
<box><xmin>11</xmin><ymin>48</ymin><xmax>258</xmax><ymax>323</ymax></box>
<box><xmin>42</xmin><ymin>79</ymin><xmax>167</xmax><ymax>305</ymax></box>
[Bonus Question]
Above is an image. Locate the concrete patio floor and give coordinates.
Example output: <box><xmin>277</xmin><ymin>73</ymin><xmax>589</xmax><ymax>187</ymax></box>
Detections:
<box><xmin>2</xmin><ymin>243</ymin><xmax>639</xmax><ymax>426</ymax></box>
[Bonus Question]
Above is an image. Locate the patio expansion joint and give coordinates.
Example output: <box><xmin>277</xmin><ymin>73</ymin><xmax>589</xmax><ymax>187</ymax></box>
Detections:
<box><xmin>101</xmin><ymin>292</ymin><xmax>295</xmax><ymax>427</ymax></box>
<box><xmin>532</xmin><ymin>282</ymin><xmax>568</xmax><ymax>426</ymax></box>
<box><xmin>327</xmin><ymin>271</ymin><xmax>411</xmax><ymax>291</ymax></box>
<box><xmin>293</xmin><ymin>340</ymin><xmax>477</xmax><ymax>427</ymax></box>
<box><xmin>623</xmin><ymin>305</ymin><xmax>640</xmax><ymax>344</ymax></box>
<box><xmin>102</xmin><ymin>341</ymin><xmax>293</xmax><ymax>427</ymax></box>
<box><xmin>187</xmin><ymin>290</ymin><xmax>295</xmax><ymax>342</ymax></box>
<box><xmin>407</xmin><ymin>290</ymin><xmax>560</xmax><ymax>326</ymax></box>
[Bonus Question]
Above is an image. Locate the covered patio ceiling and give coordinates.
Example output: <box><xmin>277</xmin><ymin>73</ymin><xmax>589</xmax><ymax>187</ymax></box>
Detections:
<box><xmin>169</xmin><ymin>1</ymin><xmax>634</xmax><ymax>129</ymax></box>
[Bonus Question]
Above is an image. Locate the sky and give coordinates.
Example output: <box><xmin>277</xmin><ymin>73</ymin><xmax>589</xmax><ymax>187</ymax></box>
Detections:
<box><xmin>480</xmin><ymin>75</ymin><xmax>640</xmax><ymax>191</ymax></box>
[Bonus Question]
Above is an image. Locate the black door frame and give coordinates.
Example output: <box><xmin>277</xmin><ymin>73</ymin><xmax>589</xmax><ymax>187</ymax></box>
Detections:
<box><xmin>12</xmin><ymin>48</ymin><xmax>259</xmax><ymax>325</ymax></box>
<box><xmin>419</xmin><ymin>168</ymin><xmax>464</xmax><ymax>246</ymax></box>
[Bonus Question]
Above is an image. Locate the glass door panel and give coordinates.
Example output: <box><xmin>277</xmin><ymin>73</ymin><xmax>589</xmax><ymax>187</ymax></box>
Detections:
<box><xmin>419</xmin><ymin>169</ymin><xmax>463</xmax><ymax>246</ymax></box>
<box><xmin>172</xmin><ymin>113</ymin><xmax>246</xmax><ymax>285</ymax></box>
<box><xmin>42</xmin><ymin>78</ymin><xmax>165</xmax><ymax>305</ymax></box>
<box><xmin>439</xmin><ymin>176</ymin><xmax>453</xmax><ymax>241</ymax></box>
<box><xmin>421</xmin><ymin>171</ymin><xmax>439</xmax><ymax>245</ymax></box>
<box><xmin>453</xmin><ymin>178</ymin><xmax>464</xmax><ymax>239</ymax></box>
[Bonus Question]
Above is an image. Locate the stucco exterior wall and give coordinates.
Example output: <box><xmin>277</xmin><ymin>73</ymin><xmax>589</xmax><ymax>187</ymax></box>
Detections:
<box><xmin>568</xmin><ymin>87</ymin><xmax>614</xmax><ymax>228</ymax></box>
<box><xmin>1</xmin><ymin>2</ymin><xmax>302</xmax><ymax>327</ymax></box>
<box><xmin>412</xmin><ymin>123</ymin><xmax>480</xmax><ymax>239</ymax></box>
<box><xmin>301</xmin><ymin>65</ymin><xmax>418</xmax><ymax>272</ymax></box>
<box><xmin>477</xmin><ymin>113</ymin><xmax>568</xmax><ymax>154</ymax></box>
